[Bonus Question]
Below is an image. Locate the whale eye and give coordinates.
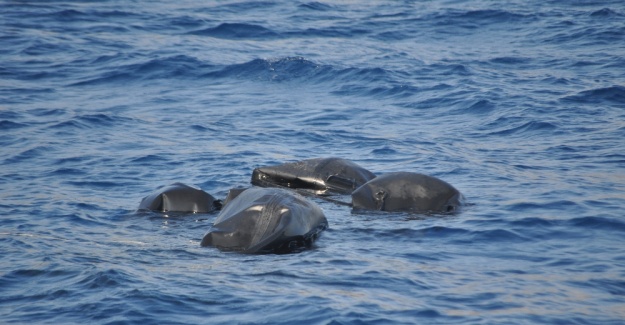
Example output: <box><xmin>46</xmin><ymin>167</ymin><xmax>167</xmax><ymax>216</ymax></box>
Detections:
<box><xmin>446</xmin><ymin>205</ymin><xmax>455</xmax><ymax>212</ymax></box>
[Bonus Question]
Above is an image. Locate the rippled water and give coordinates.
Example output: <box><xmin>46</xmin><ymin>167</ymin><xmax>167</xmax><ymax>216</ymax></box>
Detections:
<box><xmin>2</xmin><ymin>1</ymin><xmax>625</xmax><ymax>324</ymax></box>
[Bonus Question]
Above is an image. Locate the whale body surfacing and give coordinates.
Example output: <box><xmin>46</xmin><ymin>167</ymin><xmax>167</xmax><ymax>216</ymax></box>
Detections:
<box><xmin>201</xmin><ymin>187</ymin><xmax>327</xmax><ymax>254</ymax></box>
<box><xmin>138</xmin><ymin>182</ymin><xmax>221</xmax><ymax>213</ymax></box>
<box><xmin>251</xmin><ymin>157</ymin><xmax>376</xmax><ymax>195</ymax></box>
<box><xmin>352</xmin><ymin>172</ymin><xmax>464</xmax><ymax>213</ymax></box>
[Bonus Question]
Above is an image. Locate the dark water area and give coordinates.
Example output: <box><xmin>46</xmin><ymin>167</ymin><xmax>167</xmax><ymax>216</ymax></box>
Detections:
<box><xmin>2</xmin><ymin>0</ymin><xmax>625</xmax><ymax>324</ymax></box>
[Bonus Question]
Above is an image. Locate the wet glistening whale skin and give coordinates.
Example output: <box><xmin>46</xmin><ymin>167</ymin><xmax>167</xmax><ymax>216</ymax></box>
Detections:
<box><xmin>201</xmin><ymin>187</ymin><xmax>328</xmax><ymax>254</ymax></box>
<box><xmin>351</xmin><ymin>172</ymin><xmax>464</xmax><ymax>213</ymax></box>
<box><xmin>137</xmin><ymin>160</ymin><xmax>466</xmax><ymax>255</ymax></box>
<box><xmin>138</xmin><ymin>182</ymin><xmax>222</xmax><ymax>213</ymax></box>
<box><xmin>251</xmin><ymin>157</ymin><xmax>376</xmax><ymax>195</ymax></box>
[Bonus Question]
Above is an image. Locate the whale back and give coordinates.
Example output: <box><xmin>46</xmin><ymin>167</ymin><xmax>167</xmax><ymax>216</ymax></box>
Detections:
<box><xmin>201</xmin><ymin>187</ymin><xmax>327</xmax><ymax>254</ymax></box>
<box><xmin>138</xmin><ymin>182</ymin><xmax>220</xmax><ymax>213</ymax></box>
<box><xmin>251</xmin><ymin>157</ymin><xmax>376</xmax><ymax>194</ymax></box>
<box><xmin>352</xmin><ymin>172</ymin><xmax>463</xmax><ymax>213</ymax></box>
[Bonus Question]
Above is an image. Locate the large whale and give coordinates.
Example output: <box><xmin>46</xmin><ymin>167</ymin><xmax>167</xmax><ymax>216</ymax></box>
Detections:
<box><xmin>351</xmin><ymin>172</ymin><xmax>464</xmax><ymax>213</ymax></box>
<box><xmin>201</xmin><ymin>187</ymin><xmax>328</xmax><ymax>254</ymax></box>
<box><xmin>138</xmin><ymin>182</ymin><xmax>222</xmax><ymax>213</ymax></box>
<box><xmin>251</xmin><ymin>157</ymin><xmax>376</xmax><ymax>195</ymax></box>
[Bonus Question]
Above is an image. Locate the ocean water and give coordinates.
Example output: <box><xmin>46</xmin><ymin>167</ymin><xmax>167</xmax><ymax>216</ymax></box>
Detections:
<box><xmin>2</xmin><ymin>0</ymin><xmax>625</xmax><ymax>323</ymax></box>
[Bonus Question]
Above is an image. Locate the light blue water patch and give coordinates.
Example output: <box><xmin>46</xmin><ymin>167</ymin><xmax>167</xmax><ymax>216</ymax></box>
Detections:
<box><xmin>2</xmin><ymin>0</ymin><xmax>625</xmax><ymax>324</ymax></box>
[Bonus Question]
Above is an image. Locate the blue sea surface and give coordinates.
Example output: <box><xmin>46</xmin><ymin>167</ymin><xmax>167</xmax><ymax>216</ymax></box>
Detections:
<box><xmin>2</xmin><ymin>0</ymin><xmax>625</xmax><ymax>324</ymax></box>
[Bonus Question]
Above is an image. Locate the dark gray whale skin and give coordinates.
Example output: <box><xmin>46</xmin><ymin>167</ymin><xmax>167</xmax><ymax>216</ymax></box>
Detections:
<box><xmin>138</xmin><ymin>182</ymin><xmax>221</xmax><ymax>213</ymax></box>
<box><xmin>201</xmin><ymin>187</ymin><xmax>328</xmax><ymax>254</ymax></box>
<box><xmin>352</xmin><ymin>172</ymin><xmax>464</xmax><ymax>213</ymax></box>
<box><xmin>251</xmin><ymin>157</ymin><xmax>376</xmax><ymax>195</ymax></box>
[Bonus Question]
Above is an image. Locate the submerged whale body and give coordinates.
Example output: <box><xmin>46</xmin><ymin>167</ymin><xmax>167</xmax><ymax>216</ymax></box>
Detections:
<box><xmin>251</xmin><ymin>157</ymin><xmax>376</xmax><ymax>195</ymax></box>
<box><xmin>352</xmin><ymin>172</ymin><xmax>464</xmax><ymax>213</ymax></box>
<box><xmin>138</xmin><ymin>182</ymin><xmax>221</xmax><ymax>213</ymax></box>
<box><xmin>201</xmin><ymin>187</ymin><xmax>328</xmax><ymax>254</ymax></box>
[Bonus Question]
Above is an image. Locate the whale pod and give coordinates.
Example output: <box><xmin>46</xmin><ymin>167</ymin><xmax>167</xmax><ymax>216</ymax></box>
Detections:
<box><xmin>138</xmin><ymin>182</ymin><xmax>221</xmax><ymax>213</ymax></box>
<box><xmin>352</xmin><ymin>172</ymin><xmax>464</xmax><ymax>213</ymax></box>
<box><xmin>201</xmin><ymin>187</ymin><xmax>327</xmax><ymax>254</ymax></box>
<box><xmin>251</xmin><ymin>157</ymin><xmax>376</xmax><ymax>195</ymax></box>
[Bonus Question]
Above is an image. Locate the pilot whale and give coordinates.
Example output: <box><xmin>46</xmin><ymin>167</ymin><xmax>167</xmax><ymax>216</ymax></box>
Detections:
<box><xmin>138</xmin><ymin>182</ymin><xmax>222</xmax><ymax>213</ymax></box>
<box><xmin>251</xmin><ymin>157</ymin><xmax>376</xmax><ymax>195</ymax></box>
<box><xmin>201</xmin><ymin>187</ymin><xmax>328</xmax><ymax>254</ymax></box>
<box><xmin>351</xmin><ymin>172</ymin><xmax>464</xmax><ymax>213</ymax></box>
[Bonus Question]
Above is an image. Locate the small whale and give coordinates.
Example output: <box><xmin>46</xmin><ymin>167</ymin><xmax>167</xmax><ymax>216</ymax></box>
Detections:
<box><xmin>138</xmin><ymin>182</ymin><xmax>221</xmax><ymax>213</ymax></box>
<box><xmin>351</xmin><ymin>172</ymin><xmax>464</xmax><ymax>213</ymax></box>
<box><xmin>201</xmin><ymin>187</ymin><xmax>328</xmax><ymax>254</ymax></box>
<box><xmin>251</xmin><ymin>157</ymin><xmax>376</xmax><ymax>195</ymax></box>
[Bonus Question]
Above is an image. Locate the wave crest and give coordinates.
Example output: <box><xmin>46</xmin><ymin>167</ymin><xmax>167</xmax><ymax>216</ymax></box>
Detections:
<box><xmin>561</xmin><ymin>85</ymin><xmax>625</xmax><ymax>105</ymax></box>
<box><xmin>188</xmin><ymin>23</ymin><xmax>278</xmax><ymax>39</ymax></box>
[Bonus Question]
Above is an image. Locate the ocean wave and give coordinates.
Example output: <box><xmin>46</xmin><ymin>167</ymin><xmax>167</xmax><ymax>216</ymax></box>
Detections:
<box><xmin>206</xmin><ymin>56</ymin><xmax>329</xmax><ymax>82</ymax></box>
<box><xmin>368</xmin><ymin>9</ymin><xmax>532</xmax><ymax>40</ymax></box>
<box><xmin>189</xmin><ymin>23</ymin><xmax>278</xmax><ymax>39</ymax></box>
<box><xmin>339</xmin><ymin>225</ymin><xmax>532</xmax><ymax>245</ymax></box>
<box><xmin>4</xmin><ymin>146</ymin><xmax>52</xmax><ymax>165</ymax></box>
<box><xmin>506</xmin><ymin>200</ymin><xmax>581</xmax><ymax>212</ymax></box>
<box><xmin>299</xmin><ymin>2</ymin><xmax>335</xmax><ymax>11</ymax></box>
<box><xmin>0</xmin><ymin>267</ymin><xmax>78</xmax><ymax>307</ymax></box>
<box><xmin>597</xmin><ymin>153</ymin><xmax>625</xmax><ymax>165</ymax></box>
<box><xmin>211</xmin><ymin>1</ymin><xmax>278</xmax><ymax>13</ymax></box>
<box><xmin>370</xmin><ymin>146</ymin><xmax>398</xmax><ymax>155</ymax></box>
<box><xmin>0</xmin><ymin>110</ymin><xmax>24</xmax><ymax>120</ymax></box>
<box><xmin>431</xmin><ymin>9</ymin><xmax>533</xmax><ymax>28</ymax></box>
<box><xmin>70</xmin><ymin>55</ymin><xmax>215</xmax><ymax>86</ymax></box>
<box><xmin>581</xmin><ymin>279</ymin><xmax>625</xmax><ymax>296</ymax></box>
<box><xmin>546</xmin><ymin>25</ymin><xmax>625</xmax><ymax>46</ymax></box>
<box><xmin>44</xmin><ymin>8</ymin><xmax>139</xmax><ymax>22</ymax></box>
<box><xmin>211</xmin><ymin>58</ymin><xmax>395</xmax><ymax>96</ymax></box>
<box><xmin>48</xmin><ymin>167</ymin><xmax>86</xmax><ymax>177</ymax></box>
<box><xmin>454</xmin><ymin>9</ymin><xmax>529</xmax><ymax>21</ymax></box>
<box><xmin>28</xmin><ymin>108</ymin><xmax>65</xmax><ymax>117</ymax></box>
<box><xmin>0</xmin><ymin>120</ymin><xmax>28</xmax><ymax>129</ymax></box>
<box><xmin>131</xmin><ymin>154</ymin><xmax>170</xmax><ymax>164</ymax></box>
<box><xmin>189</xmin><ymin>22</ymin><xmax>371</xmax><ymax>40</ymax></box>
<box><xmin>206</xmin><ymin>56</ymin><xmax>396</xmax><ymax>88</ymax></box>
<box><xmin>165</xmin><ymin>15</ymin><xmax>207</xmax><ymax>30</ymax></box>
<box><xmin>76</xmin><ymin>269</ymin><xmax>134</xmax><ymax>290</ymax></box>
<box><xmin>489</xmin><ymin>56</ymin><xmax>533</xmax><ymax>65</ymax></box>
<box><xmin>561</xmin><ymin>85</ymin><xmax>625</xmax><ymax>105</ymax></box>
<box><xmin>589</xmin><ymin>8</ymin><xmax>624</xmax><ymax>18</ymax></box>
<box><xmin>87</xmin><ymin>24</ymin><xmax>132</xmax><ymax>33</ymax></box>
<box><xmin>19</xmin><ymin>40</ymin><xmax>70</xmax><ymax>58</ymax></box>
<box><xmin>76</xmin><ymin>113</ymin><xmax>132</xmax><ymax>127</ymax></box>
<box><xmin>48</xmin><ymin>119</ymin><xmax>91</xmax><ymax>130</ymax></box>
<box><xmin>467</xmin><ymin>228</ymin><xmax>529</xmax><ymax>243</ymax></box>
<box><xmin>428</xmin><ymin>63</ymin><xmax>472</xmax><ymax>76</ymax></box>
<box><xmin>339</xmin><ymin>84</ymin><xmax>418</xmax><ymax>99</ymax></box>
<box><xmin>2</xmin><ymin>268</ymin><xmax>76</xmax><ymax>282</ymax></box>
<box><xmin>66</xmin><ymin>181</ymin><xmax>122</xmax><ymax>189</ymax></box>
<box><xmin>291</xmin><ymin>27</ymin><xmax>369</xmax><ymax>38</ymax></box>
<box><xmin>509</xmin><ymin>217</ymin><xmax>556</xmax><ymax>228</ymax></box>
<box><xmin>568</xmin><ymin>216</ymin><xmax>625</xmax><ymax>233</ymax></box>
<box><xmin>487</xmin><ymin>120</ymin><xmax>558</xmax><ymax>137</ymax></box>
<box><xmin>464</xmin><ymin>99</ymin><xmax>496</xmax><ymax>114</ymax></box>
<box><xmin>45</xmin><ymin>114</ymin><xmax>132</xmax><ymax>132</ymax></box>
<box><xmin>417</xmin><ymin>94</ymin><xmax>490</xmax><ymax>115</ymax></box>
